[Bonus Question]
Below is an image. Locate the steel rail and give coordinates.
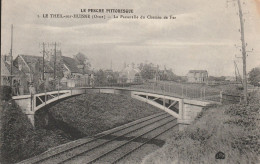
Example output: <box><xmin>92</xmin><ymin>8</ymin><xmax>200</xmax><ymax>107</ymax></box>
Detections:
<box><xmin>111</xmin><ymin>123</ymin><xmax>179</xmax><ymax>164</ymax></box>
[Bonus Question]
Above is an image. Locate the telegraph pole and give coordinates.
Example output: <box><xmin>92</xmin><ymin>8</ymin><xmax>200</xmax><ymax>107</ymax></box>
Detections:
<box><xmin>237</xmin><ymin>0</ymin><xmax>247</xmax><ymax>103</ymax></box>
<box><xmin>156</xmin><ymin>65</ymin><xmax>159</xmax><ymax>85</ymax></box>
<box><xmin>234</xmin><ymin>60</ymin><xmax>243</xmax><ymax>85</ymax></box>
<box><xmin>10</xmin><ymin>24</ymin><xmax>14</xmax><ymax>88</ymax></box>
<box><xmin>42</xmin><ymin>42</ymin><xmax>46</xmax><ymax>80</ymax></box>
<box><xmin>54</xmin><ymin>42</ymin><xmax>56</xmax><ymax>79</ymax></box>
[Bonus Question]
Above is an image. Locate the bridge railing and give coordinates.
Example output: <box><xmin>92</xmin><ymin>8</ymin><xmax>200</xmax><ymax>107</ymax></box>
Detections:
<box><xmin>18</xmin><ymin>78</ymin><xmax>222</xmax><ymax>103</ymax></box>
<box><xmin>84</xmin><ymin>81</ymin><xmax>221</xmax><ymax>102</ymax></box>
<box><xmin>64</xmin><ymin>80</ymin><xmax>222</xmax><ymax>102</ymax></box>
<box><xmin>119</xmin><ymin>82</ymin><xmax>220</xmax><ymax>101</ymax></box>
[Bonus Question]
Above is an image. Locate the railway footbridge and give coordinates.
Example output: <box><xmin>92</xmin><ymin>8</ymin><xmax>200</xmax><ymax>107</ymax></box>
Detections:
<box><xmin>12</xmin><ymin>87</ymin><xmax>220</xmax><ymax>128</ymax></box>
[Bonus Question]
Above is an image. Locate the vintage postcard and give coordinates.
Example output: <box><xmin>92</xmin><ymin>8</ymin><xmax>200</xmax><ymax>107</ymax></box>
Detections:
<box><xmin>1</xmin><ymin>0</ymin><xmax>260</xmax><ymax>163</ymax></box>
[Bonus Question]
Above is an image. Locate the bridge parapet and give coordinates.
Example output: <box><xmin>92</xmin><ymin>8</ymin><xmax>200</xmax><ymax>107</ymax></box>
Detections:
<box><xmin>179</xmin><ymin>99</ymin><xmax>214</xmax><ymax>125</ymax></box>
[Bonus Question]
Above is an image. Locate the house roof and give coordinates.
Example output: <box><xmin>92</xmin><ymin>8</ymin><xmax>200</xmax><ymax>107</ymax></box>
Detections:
<box><xmin>4</xmin><ymin>61</ymin><xmax>24</xmax><ymax>76</ymax></box>
<box><xmin>19</xmin><ymin>54</ymin><xmax>54</xmax><ymax>73</ymax></box>
<box><xmin>120</xmin><ymin>65</ymin><xmax>140</xmax><ymax>79</ymax></box>
<box><xmin>62</xmin><ymin>56</ymin><xmax>81</xmax><ymax>73</ymax></box>
<box><xmin>5</xmin><ymin>62</ymin><xmax>19</xmax><ymax>75</ymax></box>
<box><xmin>20</xmin><ymin>55</ymin><xmax>41</xmax><ymax>65</ymax></box>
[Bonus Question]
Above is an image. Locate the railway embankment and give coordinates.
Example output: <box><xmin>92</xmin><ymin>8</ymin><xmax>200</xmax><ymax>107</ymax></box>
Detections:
<box><xmin>143</xmin><ymin>92</ymin><xmax>260</xmax><ymax>164</ymax></box>
<box><xmin>0</xmin><ymin>100</ymin><xmax>73</xmax><ymax>164</ymax></box>
<box><xmin>0</xmin><ymin>89</ymin><xmax>160</xmax><ymax>163</ymax></box>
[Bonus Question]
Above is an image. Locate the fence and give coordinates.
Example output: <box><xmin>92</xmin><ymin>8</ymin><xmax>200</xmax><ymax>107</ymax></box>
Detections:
<box><xmin>220</xmin><ymin>92</ymin><xmax>242</xmax><ymax>104</ymax></box>
<box><xmin>74</xmin><ymin>78</ymin><xmax>143</xmax><ymax>88</ymax></box>
<box><xmin>220</xmin><ymin>87</ymin><xmax>260</xmax><ymax>104</ymax></box>
<box><xmin>130</xmin><ymin>81</ymin><xmax>221</xmax><ymax>101</ymax></box>
<box><xmin>248</xmin><ymin>86</ymin><xmax>260</xmax><ymax>92</ymax></box>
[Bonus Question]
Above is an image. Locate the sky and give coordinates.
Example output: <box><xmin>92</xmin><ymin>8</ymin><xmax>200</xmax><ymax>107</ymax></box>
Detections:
<box><xmin>1</xmin><ymin>0</ymin><xmax>260</xmax><ymax>76</ymax></box>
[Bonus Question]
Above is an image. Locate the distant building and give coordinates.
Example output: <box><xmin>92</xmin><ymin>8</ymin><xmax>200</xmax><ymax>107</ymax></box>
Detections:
<box><xmin>61</xmin><ymin>56</ymin><xmax>90</xmax><ymax>87</ymax></box>
<box><xmin>187</xmin><ymin>70</ymin><xmax>208</xmax><ymax>83</ymax></box>
<box><xmin>62</xmin><ymin>56</ymin><xmax>84</xmax><ymax>79</ymax></box>
<box><xmin>225</xmin><ymin>76</ymin><xmax>236</xmax><ymax>82</ymax></box>
<box><xmin>1</xmin><ymin>56</ymin><xmax>27</xmax><ymax>94</ymax></box>
<box><xmin>119</xmin><ymin>63</ymin><xmax>141</xmax><ymax>83</ymax></box>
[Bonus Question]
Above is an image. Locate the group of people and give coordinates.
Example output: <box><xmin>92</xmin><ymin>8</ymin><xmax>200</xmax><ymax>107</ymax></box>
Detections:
<box><xmin>12</xmin><ymin>80</ymin><xmax>36</xmax><ymax>96</ymax></box>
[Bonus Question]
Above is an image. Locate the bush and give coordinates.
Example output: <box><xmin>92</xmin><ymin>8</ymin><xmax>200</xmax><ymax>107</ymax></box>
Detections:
<box><xmin>0</xmin><ymin>86</ymin><xmax>12</xmax><ymax>101</ymax></box>
<box><xmin>143</xmin><ymin>93</ymin><xmax>260</xmax><ymax>164</ymax></box>
<box><xmin>224</xmin><ymin>93</ymin><xmax>260</xmax><ymax>127</ymax></box>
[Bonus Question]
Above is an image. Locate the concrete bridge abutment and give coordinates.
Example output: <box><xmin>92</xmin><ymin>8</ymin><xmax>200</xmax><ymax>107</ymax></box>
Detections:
<box><xmin>13</xmin><ymin>95</ymin><xmax>35</xmax><ymax>127</ymax></box>
<box><xmin>177</xmin><ymin>99</ymin><xmax>214</xmax><ymax>130</ymax></box>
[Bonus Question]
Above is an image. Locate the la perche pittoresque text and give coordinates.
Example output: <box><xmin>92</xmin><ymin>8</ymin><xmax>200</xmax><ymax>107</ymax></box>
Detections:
<box><xmin>38</xmin><ymin>8</ymin><xmax>177</xmax><ymax>20</ymax></box>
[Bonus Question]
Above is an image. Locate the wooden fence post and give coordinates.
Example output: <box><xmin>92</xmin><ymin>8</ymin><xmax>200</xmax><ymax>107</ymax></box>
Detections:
<box><xmin>182</xmin><ymin>85</ymin><xmax>184</xmax><ymax>97</ymax></box>
<box><xmin>163</xmin><ymin>83</ymin><xmax>165</xmax><ymax>94</ymax></box>
<box><xmin>204</xmin><ymin>87</ymin><xmax>206</xmax><ymax>100</ymax></box>
<box><xmin>44</xmin><ymin>85</ymin><xmax>47</xmax><ymax>105</ymax></box>
<box><xmin>58</xmin><ymin>80</ymin><xmax>60</xmax><ymax>98</ymax></box>
<box><xmin>220</xmin><ymin>91</ymin><xmax>223</xmax><ymax>104</ymax></box>
<box><xmin>31</xmin><ymin>93</ymin><xmax>33</xmax><ymax>111</ymax></box>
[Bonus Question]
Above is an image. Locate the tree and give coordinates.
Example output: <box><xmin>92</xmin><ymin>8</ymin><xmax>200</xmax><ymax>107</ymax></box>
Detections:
<box><xmin>95</xmin><ymin>70</ymin><xmax>107</xmax><ymax>85</ymax></box>
<box><xmin>248</xmin><ymin>67</ymin><xmax>260</xmax><ymax>86</ymax></box>
<box><xmin>139</xmin><ymin>63</ymin><xmax>156</xmax><ymax>80</ymax></box>
<box><xmin>74</xmin><ymin>52</ymin><xmax>91</xmax><ymax>74</ymax></box>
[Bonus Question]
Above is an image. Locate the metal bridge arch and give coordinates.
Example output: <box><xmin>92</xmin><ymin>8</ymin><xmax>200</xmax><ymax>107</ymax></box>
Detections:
<box><xmin>13</xmin><ymin>87</ymin><xmax>215</xmax><ymax>127</ymax></box>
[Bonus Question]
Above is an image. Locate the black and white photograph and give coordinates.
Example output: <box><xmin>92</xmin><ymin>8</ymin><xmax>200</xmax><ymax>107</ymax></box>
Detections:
<box><xmin>1</xmin><ymin>0</ymin><xmax>260</xmax><ymax>163</ymax></box>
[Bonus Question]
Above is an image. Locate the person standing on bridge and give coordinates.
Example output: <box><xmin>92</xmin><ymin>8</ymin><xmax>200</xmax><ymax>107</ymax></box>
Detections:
<box><xmin>29</xmin><ymin>82</ymin><xmax>36</xmax><ymax>95</ymax></box>
<box><xmin>90</xmin><ymin>74</ymin><xmax>95</xmax><ymax>88</ymax></box>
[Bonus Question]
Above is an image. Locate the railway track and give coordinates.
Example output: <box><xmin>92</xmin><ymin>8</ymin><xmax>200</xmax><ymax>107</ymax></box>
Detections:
<box><xmin>20</xmin><ymin>112</ymin><xmax>177</xmax><ymax>164</ymax></box>
<box><xmin>85</xmin><ymin>118</ymin><xmax>178</xmax><ymax>164</ymax></box>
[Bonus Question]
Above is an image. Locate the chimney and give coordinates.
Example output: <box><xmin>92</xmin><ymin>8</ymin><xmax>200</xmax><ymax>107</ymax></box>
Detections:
<box><xmin>4</xmin><ymin>55</ymin><xmax>11</xmax><ymax>64</ymax></box>
<box><xmin>123</xmin><ymin>62</ymin><xmax>126</xmax><ymax>69</ymax></box>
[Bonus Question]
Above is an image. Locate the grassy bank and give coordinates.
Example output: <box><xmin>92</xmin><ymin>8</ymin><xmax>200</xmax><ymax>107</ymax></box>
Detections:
<box><xmin>48</xmin><ymin>93</ymin><xmax>161</xmax><ymax>136</ymax></box>
<box><xmin>143</xmin><ymin>92</ymin><xmax>260</xmax><ymax>164</ymax></box>
<box><xmin>0</xmin><ymin>100</ymin><xmax>71</xmax><ymax>164</ymax></box>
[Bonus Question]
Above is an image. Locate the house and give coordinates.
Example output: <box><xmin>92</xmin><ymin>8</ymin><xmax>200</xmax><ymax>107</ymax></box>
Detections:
<box><xmin>13</xmin><ymin>54</ymin><xmax>54</xmax><ymax>82</ymax></box>
<box><xmin>225</xmin><ymin>76</ymin><xmax>236</xmax><ymax>82</ymax></box>
<box><xmin>187</xmin><ymin>70</ymin><xmax>208</xmax><ymax>83</ymax></box>
<box><xmin>12</xmin><ymin>54</ymin><xmax>89</xmax><ymax>88</ymax></box>
<box><xmin>1</xmin><ymin>56</ymin><xmax>27</xmax><ymax>94</ymax></box>
<box><xmin>13</xmin><ymin>54</ymin><xmax>55</xmax><ymax>93</ymax></box>
<box><xmin>62</xmin><ymin>56</ymin><xmax>84</xmax><ymax>79</ymax></box>
<box><xmin>61</xmin><ymin>56</ymin><xmax>89</xmax><ymax>87</ymax></box>
<box><xmin>119</xmin><ymin>63</ymin><xmax>141</xmax><ymax>83</ymax></box>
